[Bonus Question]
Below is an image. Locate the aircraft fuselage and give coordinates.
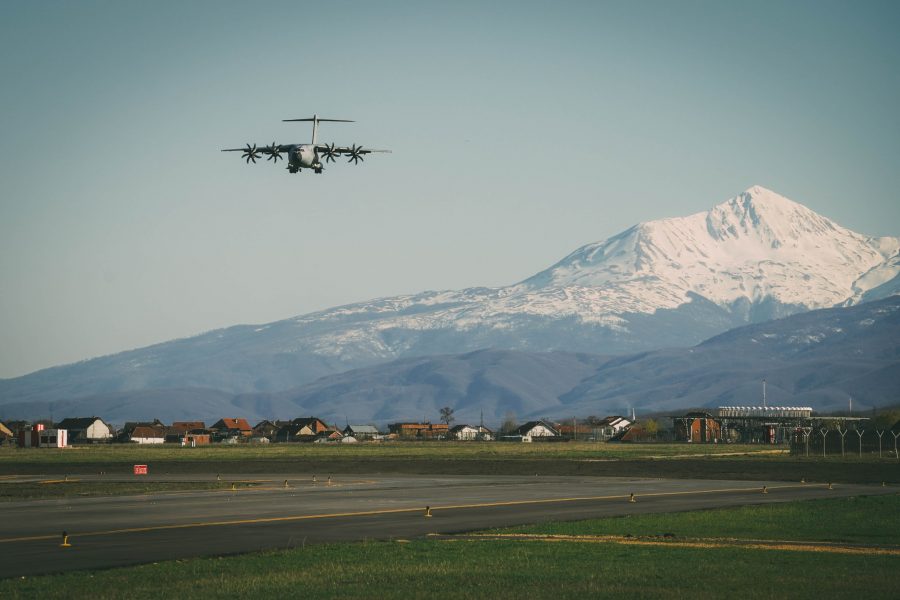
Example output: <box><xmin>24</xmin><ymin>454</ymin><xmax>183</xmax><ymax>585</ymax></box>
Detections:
<box><xmin>288</xmin><ymin>144</ymin><xmax>322</xmax><ymax>172</ymax></box>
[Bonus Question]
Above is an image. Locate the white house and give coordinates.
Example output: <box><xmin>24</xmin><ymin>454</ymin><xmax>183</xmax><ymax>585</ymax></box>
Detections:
<box><xmin>128</xmin><ymin>426</ymin><xmax>166</xmax><ymax>444</ymax></box>
<box><xmin>56</xmin><ymin>417</ymin><xmax>113</xmax><ymax>443</ymax></box>
<box><xmin>448</xmin><ymin>424</ymin><xmax>494</xmax><ymax>441</ymax></box>
<box><xmin>594</xmin><ymin>416</ymin><xmax>632</xmax><ymax>440</ymax></box>
<box><xmin>512</xmin><ymin>421</ymin><xmax>558</xmax><ymax>442</ymax></box>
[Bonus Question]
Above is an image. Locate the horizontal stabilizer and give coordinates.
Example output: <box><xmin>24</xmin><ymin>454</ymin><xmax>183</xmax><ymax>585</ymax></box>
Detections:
<box><xmin>283</xmin><ymin>118</ymin><xmax>354</xmax><ymax>122</ymax></box>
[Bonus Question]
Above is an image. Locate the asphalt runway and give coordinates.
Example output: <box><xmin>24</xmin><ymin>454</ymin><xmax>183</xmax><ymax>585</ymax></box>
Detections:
<box><xmin>0</xmin><ymin>474</ymin><xmax>893</xmax><ymax>578</ymax></box>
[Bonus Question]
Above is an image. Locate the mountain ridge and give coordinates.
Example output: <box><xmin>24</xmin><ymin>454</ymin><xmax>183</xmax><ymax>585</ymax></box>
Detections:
<box><xmin>1</xmin><ymin>186</ymin><xmax>897</xmax><ymax>407</ymax></box>
<box><xmin>2</xmin><ymin>296</ymin><xmax>897</xmax><ymax>424</ymax></box>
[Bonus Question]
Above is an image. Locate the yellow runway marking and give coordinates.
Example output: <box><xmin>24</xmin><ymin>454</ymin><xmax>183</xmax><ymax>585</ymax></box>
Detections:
<box><xmin>0</xmin><ymin>483</ymin><xmax>831</xmax><ymax>545</ymax></box>
<box><xmin>446</xmin><ymin>533</ymin><xmax>900</xmax><ymax>556</ymax></box>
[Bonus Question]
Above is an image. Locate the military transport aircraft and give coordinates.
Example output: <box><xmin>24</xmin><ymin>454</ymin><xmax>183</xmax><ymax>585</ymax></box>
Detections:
<box><xmin>221</xmin><ymin>114</ymin><xmax>390</xmax><ymax>174</ymax></box>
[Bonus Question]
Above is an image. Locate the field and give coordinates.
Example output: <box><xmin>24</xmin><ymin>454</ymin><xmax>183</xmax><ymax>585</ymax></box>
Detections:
<box><xmin>2</xmin><ymin>494</ymin><xmax>897</xmax><ymax>599</ymax></box>
<box><xmin>1</xmin><ymin>442</ymin><xmax>896</xmax><ymax>484</ymax></box>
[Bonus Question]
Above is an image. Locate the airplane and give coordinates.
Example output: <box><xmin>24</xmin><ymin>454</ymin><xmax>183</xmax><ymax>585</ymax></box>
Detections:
<box><xmin>221</xmin><ymin>114</ymin><xmax>390</xmax><ymax>174</ymax></box>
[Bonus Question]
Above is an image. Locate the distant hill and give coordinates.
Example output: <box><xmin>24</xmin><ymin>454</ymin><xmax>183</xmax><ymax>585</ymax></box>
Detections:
<box><xmin>3</xmin><ymin>296</ymin><xmax>897</xmax><ymax>425</ymax></box>
<box><xmin>1</xmin><ymin>185</ymin><xmax>897</xmax><ymax>411</ymax></box>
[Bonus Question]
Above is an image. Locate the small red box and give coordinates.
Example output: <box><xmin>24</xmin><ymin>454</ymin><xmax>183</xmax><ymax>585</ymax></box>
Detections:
<box><xmin>133</xmin><ymin>464</ymin><xmax>148</xmax><ymax>475</ymax></box>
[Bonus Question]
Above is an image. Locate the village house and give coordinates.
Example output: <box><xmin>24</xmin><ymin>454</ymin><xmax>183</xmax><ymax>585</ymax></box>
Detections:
<box><xmin>504</xmin><ymin>420</ymin><xmax>559</xmax><ymax>442</ymax></box>
<box><xmin>593</xmin><ymin>416</ymin><xmax>633</xmax><ymax>440</ymax></box>
<box><xmin>342</xmin><ymin>424</ymin><xmax>379</xmax><ymax>440</ymax></box>
<box><xmin>210</xmin><ymin>418</ymin><xmax>253</xmax><ymax>442</ymax></box>
<box><xmin>448</xmin><ymin>424</ymin><xmax>493</xmax><ymax>441</ymax></box>
<box><xmin>55</xmin><ymin>417</ymin><xmax>113</xmax><ymax>444</ymax></box>
<box><xmin>252</xmin><ymin>420</ymin><xmax>286</xmax><ymax>440</ymax></box>
<box><xmin>126</xmin><ymin>426</ymin><xmax>166</xmax><ymax>444</ymax></box>
<box><xmin>555</xmin><ymin>422</ymin><xmax>595</xmax><ymax>440</ymax></box>
<box><xmin>166</xmin><ymin>422</ymin><xmax>210</xmax><ymax>445</ymax></box>
<box><xmin>388</xmin><ymin>422</ymin><xmax>449</xmax><ymax>440</ymax></box>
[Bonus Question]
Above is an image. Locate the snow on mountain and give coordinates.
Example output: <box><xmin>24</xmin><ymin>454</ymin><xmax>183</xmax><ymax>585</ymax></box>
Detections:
<box><xmin>522</xmin><ymin>185</ymin><xmax>898</xmax><ymax>310</ymax></box>
<box><xmin>298</xmin><ymin>185</ymin><xmax>899</xmax><ymax>359</ymax></box>
<box><xmin>1</xmin><ymin>185</ymin><xmax>897</xmax><ymax>406</ymax></box>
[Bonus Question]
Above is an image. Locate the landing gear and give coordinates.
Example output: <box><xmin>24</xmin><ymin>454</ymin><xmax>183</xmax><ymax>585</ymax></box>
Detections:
<box><xmin>288</xmin><ymin>165</ymin><xmax>300</xmax><ymax>174</ymax></box>
<box><xmin>314</xmin><ymin>168</ymin><xmax>323</xmax><ymax>174</ymax></box>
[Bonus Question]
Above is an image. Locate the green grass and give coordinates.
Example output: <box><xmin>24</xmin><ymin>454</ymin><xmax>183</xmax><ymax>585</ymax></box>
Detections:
<box><xmin>4</xmin><ymin>540</ymin><xmax>899</xmax><ymax>599</ymax></box>
<box><xmin>0</xmin><ymin>441</ymin><xmax>786</xmax><ymax>466</ymax></box>
<box><xmin>493</xmin><ymin>493</ymin><xmax>900</xmax><ymax>545</ymax></box>
<box><xmin>2</xmin><ymin>495</ymin><xmax>897</xmax><ymax>598</ymax></box>
<box><xmin>0</xmin><ymin>480</ymin><xmax>260</xmax><ymax>501</ymax></box>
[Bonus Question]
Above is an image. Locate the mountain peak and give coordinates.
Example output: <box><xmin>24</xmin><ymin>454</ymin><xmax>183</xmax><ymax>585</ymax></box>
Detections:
<box><xmin>523</xmin><ymin>186</ymin><xmax>898</xmax><ymax>310</ymax></box>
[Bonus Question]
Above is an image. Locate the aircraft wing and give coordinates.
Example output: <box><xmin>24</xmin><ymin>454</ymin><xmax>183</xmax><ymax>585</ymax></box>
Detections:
<box><xmin>314</xmin><ymin>144</ymin><xmax>391</xmax><ymax>155</ymax></box>
<box><xmin>220</xmin><ymin>144</ymin><xmax>294</xmax><ymax>153</ymax></box>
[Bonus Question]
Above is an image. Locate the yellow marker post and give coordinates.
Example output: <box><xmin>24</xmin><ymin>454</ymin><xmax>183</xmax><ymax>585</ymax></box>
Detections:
<box><xmin>800</xmin><ymin>477</ymin><xmax>805</xmax><ymax>484</ymax></box>
<box><xmin>424</xmin><ymin>506</ymin><xmax>433</xmax><ymax>518</ymax></box>
<box><xmin>827</xmin><ymin>482</ymin><xmax>834</xmax><ymax>490</ymax></box>
<box><xmin>629</xmin><ymin>493</ymin><xmax>636</xmax><ymax>503</ymax></box>
<box><xmin>762</xmin><ymin>486</ymin><xmax>768</xmax><ymax>494</ymax></box>
<box><xmin>59</xmin><ymin>531</ymin><xmax>71</xmax><ymax>548</ymax></box>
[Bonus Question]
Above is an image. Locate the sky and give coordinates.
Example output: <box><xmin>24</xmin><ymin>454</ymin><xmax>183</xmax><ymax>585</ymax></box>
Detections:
<box><xmin>1</xmin><ymin>0</ymin><xmax>899</xmax><ymax>378</ymax></box>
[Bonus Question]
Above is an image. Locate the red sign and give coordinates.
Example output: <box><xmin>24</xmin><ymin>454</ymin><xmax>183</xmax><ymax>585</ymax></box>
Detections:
<box><xmin>133</xmin><ymin>464</ymin><xmax>148</xmax><ymax>475</ymax></box>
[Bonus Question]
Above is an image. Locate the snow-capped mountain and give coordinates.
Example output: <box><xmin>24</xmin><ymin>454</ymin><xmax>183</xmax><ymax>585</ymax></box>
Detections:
<box><xmin>1</xmin><ymin>186</ymin><xmax>897</xmax><ymax>407</ymax></box>
<box><xmin>522</xmin><ymin>185</ymin><xmax>899</xmax><ymax>312</ymax></box>
<box><xmin>287</xmin><ymin>185</ymin><xmax>898</xmax><ymax>359</ymax></box>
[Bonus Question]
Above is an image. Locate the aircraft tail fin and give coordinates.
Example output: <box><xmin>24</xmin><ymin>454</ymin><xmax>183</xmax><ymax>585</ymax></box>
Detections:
<box><xmin>283</xmin><ymin>115</ymin><xmax>354</xmax><ymax>144</ymax></box>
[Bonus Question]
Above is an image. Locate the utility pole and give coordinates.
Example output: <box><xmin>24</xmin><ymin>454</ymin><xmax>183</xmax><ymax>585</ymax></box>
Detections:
<box><xmin>762</xmin><ymin>379</ymin><xmax>767</xmax><ymax>408</ymax></box>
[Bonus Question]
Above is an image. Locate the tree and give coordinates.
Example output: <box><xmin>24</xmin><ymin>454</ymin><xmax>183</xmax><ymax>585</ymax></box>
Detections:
<box><xmin>643</xmin><ymin>418</ymin><xmax>659</xmax><ymax>441</ymax></box>
<box><xmin>501</xmin><ymin>412</ymin><xmax>518</xmax><ymax>434</ymax></box>
<box><xmin>439</xmin><ymin>406</ymin><xmax>455</xmax><ymax>426</ymax></box>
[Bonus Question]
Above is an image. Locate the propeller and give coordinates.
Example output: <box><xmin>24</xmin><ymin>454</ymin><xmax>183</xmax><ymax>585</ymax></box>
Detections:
<box><xmin>322</xmin><ymin>143</ymin><xmax>340</xmax><ymax>163</ymax></box>
<box><xmin>347</xmin><ymin>144</ymin><xmax>365</xmax><ymax>165</ymax></box>
<box><xmin>241</xmin><ymin>143</ymin><xmax>261</xmax><ymax>164</ymax></box>
<box><xmin>265</xmin><ymin>142</ymin><xmax>283</xmax><ymax>163</ymax></box>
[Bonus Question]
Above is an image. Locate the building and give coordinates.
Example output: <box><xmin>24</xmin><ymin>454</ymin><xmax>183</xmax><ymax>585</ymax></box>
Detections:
<box><xmin>556</xmin><ymin>423</ymin><xmax>594</xmax><ymax>440</ymax></box>
<box><xmin>717</xmin><ymin>406</ymin><xmax>817</xmax><ymax>444</ymax></box>
<box><xmin>448</xmin><ymin>424</ymin><xmax>493</xmax><ymax>441</ymax></box>
<box><xmin>252</xmin><ymin>420</ymin><xmax>286</xmax><ymax>440</ymax></box>
<box><xmin>673</xmin><ymin>412</ymin><xmax>722</xmax><ymax>443</ymax></box>
<box><xmin>289</xmin><ymin>417</ymin><xmax>330</xmax><ymax>435</ymax></box>
<box><xmin>593</xmin><ymin>416</ymin><xmax>632</xmax><ymax>440</ymax></box>
<box><xmin>55</xmin><ymin>417</ymin><xmax>113</xmax><ymax>444</ymax></box>
<box><xmin>388</xmin><ymin>422</ymin><xmax>449</xmax><ymax>439</ymax></box>
<box><xmin>18</xmin><ymin>424</ymin><xmax>67</xmax><ymax>448</ymax></box>
<box><xmin>210</xmin><ymin>418</ymin><xmax>253</xmax><ymax>441</ymax></box>
<box><xmin>126</xmin><ymin>426</ymin><xmax>166</xmax><ymax>444</ymax></box>
<box><xmin>343</xmin><ymin>425</ymin><xmax>379</xmax><ymax>440</ymax></box>
<box><xmin>171</xmin><ymin>421</ymin><xmax>206</xmax><ymax>433</ymax></box>
<box><xmin>504</xmin><ymin>421</ymin><xmax>559</xmax><ymax>442</ymax></box>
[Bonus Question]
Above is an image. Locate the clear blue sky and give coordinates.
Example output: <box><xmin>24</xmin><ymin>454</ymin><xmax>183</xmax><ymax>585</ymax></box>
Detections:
<box><xmin>1</xmin><ymin>0</ymin><xmax>899</xmax><ymax>377</ymax></box>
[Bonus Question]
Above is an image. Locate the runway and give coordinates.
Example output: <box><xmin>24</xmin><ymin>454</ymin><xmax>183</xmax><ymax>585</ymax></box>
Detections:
<box><xmin>1</xmin><ymin>474</ymin><xmax>892</xmax><ymax>578</ymax></box>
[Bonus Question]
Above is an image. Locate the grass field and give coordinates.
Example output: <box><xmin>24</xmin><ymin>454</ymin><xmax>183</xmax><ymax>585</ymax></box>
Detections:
<box><xmin>0</xmin><ymin>441</ymin><xmax>788</xmax><ymax>464</ymax></box>
<box><xmin>2</xmin><ymin>495</ymin><xmax>897</xmax><ymax>599</ymax></box>
<box><xmin>2</xmin><ymin>442</ymin><xmax>896</xmax><ymax>484</ymax></box>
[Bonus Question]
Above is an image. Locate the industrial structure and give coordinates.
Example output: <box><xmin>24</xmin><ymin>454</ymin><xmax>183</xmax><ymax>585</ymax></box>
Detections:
<box><xmin>672</xmin><ymin>406</ymin><xmax>870</xmax><ymax>445</ymax></box>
